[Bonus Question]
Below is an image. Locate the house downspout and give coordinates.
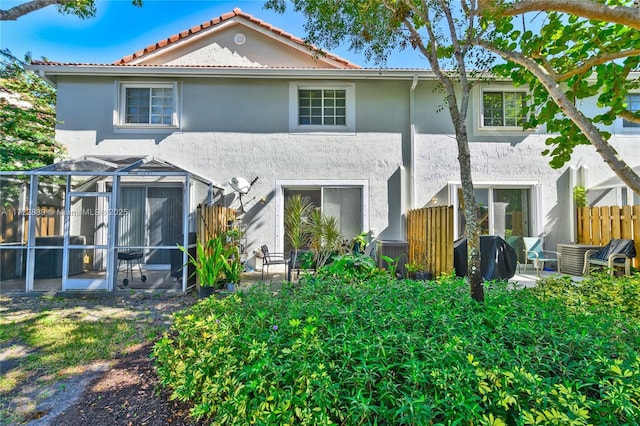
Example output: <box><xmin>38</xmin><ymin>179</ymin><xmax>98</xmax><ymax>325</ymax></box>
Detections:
<box><xmin>569</xmin><ymin>166</ymin><xmax>576</xmax><ymax>243</ymax></box>
<box><xmin>409</xmin><ymin>75</ymin><xmax>419</xmax><ymax>209</ymax></box>
<box><xmin>37</xmin><ymin>70</ymin><xmax>57</xmax><ymax>88</ymax></box>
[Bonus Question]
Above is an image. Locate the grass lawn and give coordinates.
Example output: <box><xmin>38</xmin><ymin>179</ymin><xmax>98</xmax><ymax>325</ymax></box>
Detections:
<box><xmin>0</xmin><ymin>292</ymin><xmax>194</xmax><ymax>425</ymax></box>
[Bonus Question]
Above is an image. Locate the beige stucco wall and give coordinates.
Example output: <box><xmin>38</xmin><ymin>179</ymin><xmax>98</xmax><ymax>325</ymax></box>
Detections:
<box><xmin>137</xmin><ymin>22</ymin><xmax>340</xmax><ymax>68</ymax></box>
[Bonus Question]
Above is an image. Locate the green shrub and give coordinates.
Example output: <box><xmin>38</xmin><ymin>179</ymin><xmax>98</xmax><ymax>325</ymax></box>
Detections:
<box><xmin>315</xmin><ymin>252</ymin><xmax>383</xmax><ymax>283</ymax></box>
<box><xmin>154</xmin><ymin>275</ymin><xmax>640</xmax><ymax>425</ymax></box>
<box><xmin>532</xmin><ymin>272</ymin><xmax>640</xmax><ymax>318</ymax></box>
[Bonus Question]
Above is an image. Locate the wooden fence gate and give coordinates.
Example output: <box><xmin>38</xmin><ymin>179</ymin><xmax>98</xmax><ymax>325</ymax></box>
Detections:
<box><xmin>406</xmin><ymin>206</ymin><xmax>454</xmax><ymax>277</ymax></box>
<box><xmin>577</xmin><ymin>205</ymin><xmax>640</xmax><ymax>269</ymax></box>
<box><xmin>196</xmin><ymin>205</ymin><xmax>236</xmax><ymax>244</ymax></box>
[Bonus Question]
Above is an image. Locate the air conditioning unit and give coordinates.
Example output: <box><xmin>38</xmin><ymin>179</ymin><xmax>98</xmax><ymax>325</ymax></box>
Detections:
<box><xmin>376</xmin><ymin>240</ymin><xmax>409</xmax><ymax>276</ymax></box>
<box><xmin>557</xmin><ymin>244</ymin><xmax>603</xmax><ymax>275</ymax></box>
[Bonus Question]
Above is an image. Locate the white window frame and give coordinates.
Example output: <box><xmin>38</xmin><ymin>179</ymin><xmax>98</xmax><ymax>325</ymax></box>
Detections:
<box><xmin>114</xmin><ymin>81</ymin><xmax>180</xmax><ymax>132</ymax></box>
<box><xmin>614</xmin><ymin>93</ymin><xmax>640</xmax><ymax>134</ymax></box>
<box><xmin>448</xmin><ymin>181</ymin><xmax>542</xmax><ymax>239</ymax></box>
<box><xmin>480</xmin><ymin>89</ymin><xmax>528</xmax><ymax>130</ymax></box>
<box><xmin>274</xmin><ymin>179</ymin><xmax>369</xmax><ymax>253</ymax></box>
<box><xmin>288</xmin><ymin>82</ymin><xmax>356</xmax><ymax>134</ymax></box>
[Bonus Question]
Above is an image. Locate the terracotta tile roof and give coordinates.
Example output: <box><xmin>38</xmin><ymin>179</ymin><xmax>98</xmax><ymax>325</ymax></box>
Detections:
<box><xmin>28</xmin><ymin>61</ymin><xmax>366</xmax><ymax>71</ymax></box>
<box><xmin>27</xmin><ymin>61</ymin><xmax>435</xmax><ymax>75</ymax></box>
<box><xmin>114</xmin><ymin>7</ymin><xmax>361</xmax><ymax>69</ymax></box>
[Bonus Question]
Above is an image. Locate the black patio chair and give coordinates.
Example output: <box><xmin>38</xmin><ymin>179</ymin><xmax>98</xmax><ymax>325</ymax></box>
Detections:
<box><xmin>260</xmin><ymin>245</ymin><xmax>289</xmax><ymax>280</ymax></box>
<box><xmin>583</xmin><ymin>238</ymin><xmax>636</xmax><ymax>276</ymax></box>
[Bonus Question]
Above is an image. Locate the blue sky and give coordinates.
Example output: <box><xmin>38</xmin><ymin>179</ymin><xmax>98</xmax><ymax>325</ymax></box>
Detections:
<box><xmin>0</xmin><ymin>0</ymin><xmax>422</xmax><ymax>68</ymax></box>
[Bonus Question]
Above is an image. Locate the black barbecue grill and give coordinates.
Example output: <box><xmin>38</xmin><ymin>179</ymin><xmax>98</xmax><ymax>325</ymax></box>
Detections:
<box><xmin>117</xmin><ymin>251</ymin><xmax>147</xmax><ymax>286</ymax></box>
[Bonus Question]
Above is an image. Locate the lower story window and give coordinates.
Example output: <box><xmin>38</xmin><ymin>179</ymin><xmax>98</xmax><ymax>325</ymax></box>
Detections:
<box><xmin>455</xmin><ymin>186</ymin><xmax>534</xmax><ymax>242</ymax></box>
<box><xmin>118</xmin><ymin>186</ymin><xmax>183</xmax><ymax>265</ymax></box>
<box><xmin>283</xmin><ymin>186</ymin><xmax>363</xmax><ymax>253</ymax></box>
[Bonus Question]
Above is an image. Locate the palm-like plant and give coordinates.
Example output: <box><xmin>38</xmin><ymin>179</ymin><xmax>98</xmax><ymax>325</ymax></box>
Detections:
<box><xmin>284</xmin><ymin>194</ymin><xmax>313</xmax><ymax>271</ymax></box>
<box><xmin>308</xmin><ymin>209</ymin><xmax>343</xmax><ymax>272</ymax></box>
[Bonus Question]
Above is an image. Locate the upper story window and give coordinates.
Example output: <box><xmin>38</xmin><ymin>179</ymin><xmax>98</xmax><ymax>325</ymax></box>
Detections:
<box><xmin>623</xmin><ymin>94</ymin><xmax>640</xmax><ymax>128</ymax></box>
<box><xmin>298</xmin><ymin>89</ymin><xmax>346</xmax><ymax>126</ymax></box>
<box><xmin>482</xmin><ymin>91</ymin><xmax>526</xmax><ymax>128</ymax></box>
<box><xmin>116</xmin><ymin>82</ymin><xmax>179</xmax><ymax>130</ymax></box>
<box><xmin>289</xmin><ymin>82</ymin><xmax>355</xmax><ymax>133</ymax></box>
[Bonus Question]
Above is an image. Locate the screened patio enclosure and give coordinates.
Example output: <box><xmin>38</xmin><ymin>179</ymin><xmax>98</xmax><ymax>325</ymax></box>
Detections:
<box><xmin>0</xmin><ymin>155</ymin><xmax>218</xmax><ymax>293</ymax></box>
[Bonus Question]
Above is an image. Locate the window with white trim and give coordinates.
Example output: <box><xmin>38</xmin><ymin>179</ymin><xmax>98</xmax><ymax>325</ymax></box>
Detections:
<box><xmin>283</xmin><ymin>186</ymin><xmax>363</xmax><ymax>252</ymax></box>
<box><xmin>116</xmin><ymin>82</ymin><xmax>178</xmax><ymax>128</ymax></box>
<box><xmin>451</xmin><ymin>184</ymin><xmax>540</xmax><ymax>242</ymax></box>
<box><xmin>276</xmin><ymin>179</ymin><xmax>369</xmax><ymax>253</ymax></box>
<box><xmin>623</xmin><ymin>93</ymin><xmax>640</xmax><ymax>128</ymax></box>
<box><xmin>289</xmin><ymin>82</ymin><xmax>355</xmax><ymax>133</ymax></box>
<box><xmin>482</xmin><ymin>91</ymin><xmax>526</xmax><ymax>127</ymax></box>
<box><xmin>298</xmin><ymin>89</ymin><xmax>346</xmax><ymax>125</ymax></box>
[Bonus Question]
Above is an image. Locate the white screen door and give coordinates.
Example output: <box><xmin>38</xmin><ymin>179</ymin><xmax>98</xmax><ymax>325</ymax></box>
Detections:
<box><xmin>63</xmin><ymin>192</ymin><xmax>111</xmax><ymax>290</ymax></box>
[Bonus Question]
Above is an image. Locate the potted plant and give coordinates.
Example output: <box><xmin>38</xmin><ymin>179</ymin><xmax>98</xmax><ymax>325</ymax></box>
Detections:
<box><xmin>179</xmin><ymin>236</ymin><xmax>227</xmax><ymax>298</ymax></box>
<box><xmin>414</xmin><ymin>269</ymin><xmax>433</xmax><ymax>281</ymax></box>
<box><xmin>351</xmin><ymin>232</ymin><xmax>368</xmax><ymax>254</ymax></box>
<box><xmin>405</xmin><ymin>261</ymin><xmax>421</xmax><ymax>279</ymax></box>
<box><xmin>415</xmin><ymin>253</ymin><xmax>433</xmax><ymax>281</ymax></box>
<box><xmin>284</xmin><ymin>194</ymin><xmax>313</xmax><ymax>280</ymax></box>
<box><xmin>406</xmin><ymin>254</ymin><xmax>433</xmax><ymax>281</ymax></box>
<box><xmin>573</xmin><ymin>185</ymin><xmax>587</xmax><ymax>208</ymax></box>
<box><xmin>308</xmin><ymin>209</ymin><xmax>343</xmax><ymax>273</ymax></box>
<box><xmin>222</xmin><ymin>244</ymin><xmax>242</xmax><ymax>291</ymax></box>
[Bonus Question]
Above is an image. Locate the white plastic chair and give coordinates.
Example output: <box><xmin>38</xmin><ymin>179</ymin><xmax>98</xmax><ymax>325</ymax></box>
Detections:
<box><xmin>522</xmin><ymin>237</ymin><xmax>561</xmax><ymax>275</ymax></box>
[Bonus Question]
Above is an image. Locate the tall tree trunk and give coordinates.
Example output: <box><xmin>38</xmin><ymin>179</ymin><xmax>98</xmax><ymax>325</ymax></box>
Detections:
<box><xmin>455</xmin><ymin>124</ymin><xmax>484</xmax><ymax>302</ymax></box>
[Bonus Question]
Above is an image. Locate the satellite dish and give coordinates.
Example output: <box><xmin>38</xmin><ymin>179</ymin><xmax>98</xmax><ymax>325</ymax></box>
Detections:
<box><xmin>227</xmin><ymin>176</ymin><xmax>259</xmax><ymax>214</ymax></box>
<box><xmin>229</xmin><ymin>176</ymin><xmax>251</xmax><ymax>195</ymax></box>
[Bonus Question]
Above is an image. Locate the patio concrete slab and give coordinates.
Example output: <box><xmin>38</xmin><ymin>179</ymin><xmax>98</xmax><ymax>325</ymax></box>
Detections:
<box><xmin>508</xmin><ymin>269</ymin><xmax>584</xmax><ymax>289</ymax></box>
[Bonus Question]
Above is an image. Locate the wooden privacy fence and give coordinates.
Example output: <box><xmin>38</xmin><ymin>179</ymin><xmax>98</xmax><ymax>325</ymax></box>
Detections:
<box><xmin>407</xmin><ymin>206</ymin><xmax>454</xmax><ymax>277</ymax></box>
<box><xmin>0</xmin><ymin>206</ymin><xmax>61</xmax><ymax>243</ymax></box>
<box><xmin>577</xmin><ymin>205</ymin><xmax>640</xmax><ymax>269</ymax></box>
<box><xmin>196</xmin><ymin>204</ymin><xmax>236</xmax><ymax>244</ymax></box>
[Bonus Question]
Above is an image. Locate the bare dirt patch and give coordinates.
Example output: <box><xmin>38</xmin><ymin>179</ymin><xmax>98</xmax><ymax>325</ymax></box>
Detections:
<box><xmin>47</xmin><ymin>341</ymin><xmax>198</xmax><ymax>426</ymax></box>
<box><xmin>0</xmin><ymin>291</ymin><xmax>203</xmax><ymax>425</ymax></box>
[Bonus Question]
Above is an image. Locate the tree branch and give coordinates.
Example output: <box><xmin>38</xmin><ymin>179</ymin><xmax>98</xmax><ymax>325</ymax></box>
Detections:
<box><xmin>397</xmin><ymin>0</ymin><xmax>459</xmax><ymax>114</ymax></box>
<box><xmin>477</xmin><ymin>37</ymin><xmax>640</xmax><ymax>192</ymax></box>
<box><xmin>480</xmin><ymin>0</ymin><xmax>640</xmax><ymax>30</ymax></box>
<box><xmin>438</xmin><ymin>0</ymin><xmax>472</xmax><ymax>119</ymax></box>
<box><xmin>0</xmin><ymin>0</ymin><xmax>70</xmax><ymax>21</ymax></box>
<box><xmin>1</xmin><ymin>0</ymin><xmax>141</xmax><ymax>20</ymax></box>
<box><xmin>620</xmin><ymin>110</ymin><xmax>640</xmax><ymax>124</ymax></box>
<box><xmin>556</xmin><ymin>49</ymin><xmax>640</xmax><ymax>81</ymax></box>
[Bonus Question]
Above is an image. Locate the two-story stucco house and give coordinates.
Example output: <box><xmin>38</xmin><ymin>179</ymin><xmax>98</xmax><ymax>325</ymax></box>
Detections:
<box><xmin>14</xmin><ymin>7</ymin><xmax>638</xmax><ymax>291</ymax></box>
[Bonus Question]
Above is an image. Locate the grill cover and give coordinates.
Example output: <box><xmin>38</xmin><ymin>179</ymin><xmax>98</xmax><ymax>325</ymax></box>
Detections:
<box><xmin>454</xmin><ymin>235</ymin><xmax>518</xmax><ymax>281</ymax></box>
